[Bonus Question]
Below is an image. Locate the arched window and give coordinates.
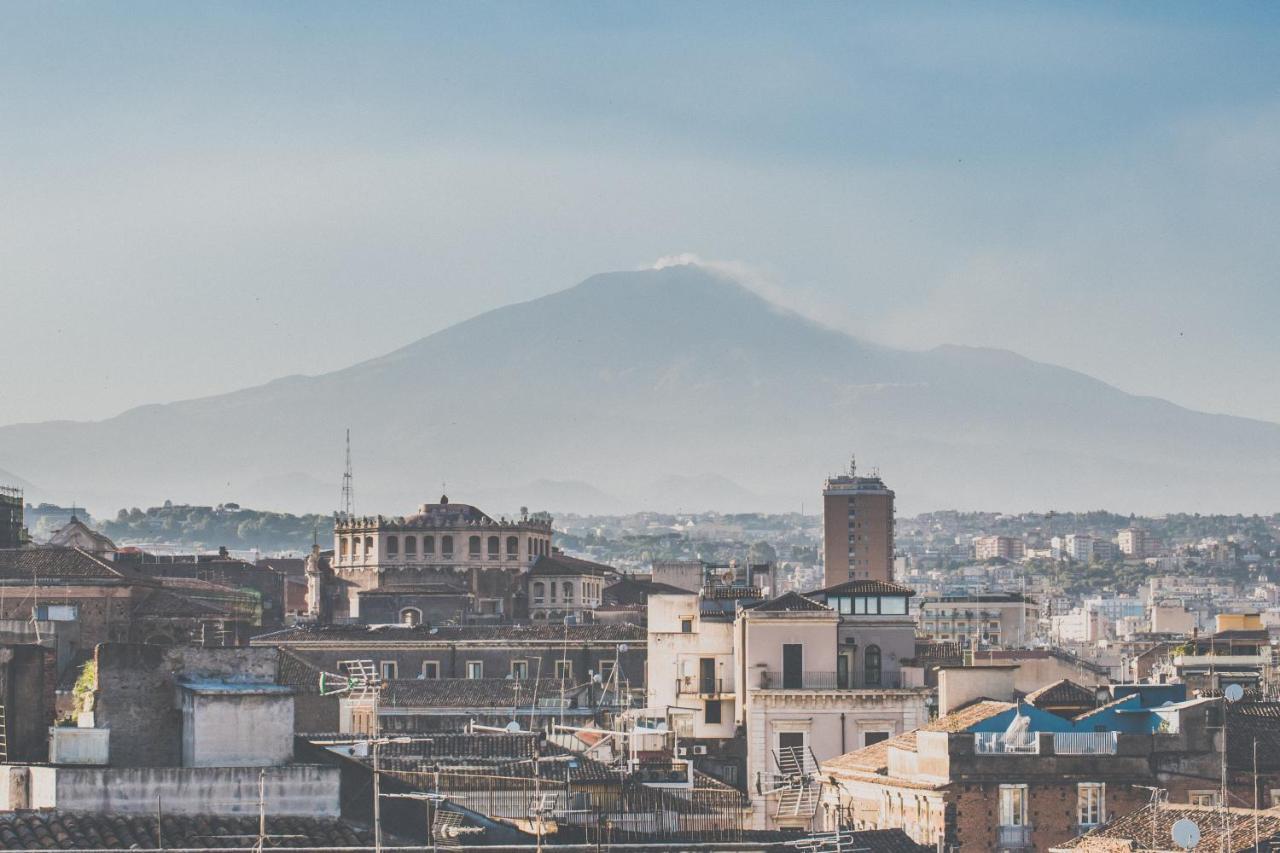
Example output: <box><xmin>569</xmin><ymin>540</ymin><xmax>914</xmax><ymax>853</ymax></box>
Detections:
<box><xmin>468</xmin><ymin>535</ymin><xmax>481</xmax><ymax>557</ymax></box>
<box><xmin>441</xmin><ymin>535</ymin><xmax>452</xmax><ymax>556</ymax></box>
<box><xmin>506</xmin><ymin>536</ymin><xmax>518</xmax><ymax>558</ymax></box>
<box><xmin>400</xmin><ymin>608</ymin><xmax>422</xmax><ymax>627</ymax></box>
<box><xmin>364</xmin><ymin>536</ymin><xmax>374</xmax><ymax>558</ymax></box>
<box><xmin>340</xmin><ymin>538</ymin><xmax>349</xmax><ymax>557</ymax></box>
<box><xmin>487</xmin><ymin>535</ymin><xmax>499</xmax><ymax>557</ymax></box>
<box><xmin>386</xmin><ymin>535</ymin><xmax>399</xmax><ymax>556</ymax></box>
<box><xmin>424</xmin><ymin>535</ymin><xmax>435</xmax><ymax>555</ymax></box>
<box><xmin>864</xmin><ymin>644</ymin><xmax>882</xmax><ymax>687</ymax></box>
<box><xmin>533</xmin><ymin>582</ymin><xmax>545</xmax><ymax>603</ymax></box>
<box><xmin>404</xmin><ymin>536</ymin><xmax>417</xmax><ymax>556</ymax></box>
<box><xmin>562</xmin><ymin>581</ymin><xmax>573</xmax><ymax>600</ymax></box>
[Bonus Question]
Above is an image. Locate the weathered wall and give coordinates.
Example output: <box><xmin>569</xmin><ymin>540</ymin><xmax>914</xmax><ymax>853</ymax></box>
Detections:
<box><xmin>93</xmin><ymin>643</ymin><xmax>278</xmax><ymax>767</ymax></box>
<box><xmin>181</xmin><ymin>692</ymin><xmax>294</xmax><ymax>767</ymax></box>
<box><xmin>0</xmin><ymin>644</ymin><xmax>56</xmax><ymax>762</ymax></box>
<box><xmin>24</xmin><ymin>765</ymin><xmax>339</xmax><ymax>816</ymax></box>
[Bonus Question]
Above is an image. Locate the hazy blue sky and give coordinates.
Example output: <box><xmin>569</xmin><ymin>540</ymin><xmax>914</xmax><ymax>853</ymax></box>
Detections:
<box><xmin>3</xmin><ymin>2</ymin><xmax>1278</xmax><ymax>425</ymax></box>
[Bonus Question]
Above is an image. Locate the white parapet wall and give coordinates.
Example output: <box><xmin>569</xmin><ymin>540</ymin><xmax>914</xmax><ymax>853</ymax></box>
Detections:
<box><xmin>48</xmin><ymin>727</ymin><xmax>111</xmax><ymax>765</ymax></box>
<box><xmin>10</xmin><ymin>765</ymin><xmax>339</xmax><ymax>816</ymax></box>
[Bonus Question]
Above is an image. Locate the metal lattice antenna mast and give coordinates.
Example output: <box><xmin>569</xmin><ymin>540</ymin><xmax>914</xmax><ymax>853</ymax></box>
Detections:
<box><xmin>341</xmin><ymin>429</ymin><xmax>355</xmax><ymax>520</ymax></box>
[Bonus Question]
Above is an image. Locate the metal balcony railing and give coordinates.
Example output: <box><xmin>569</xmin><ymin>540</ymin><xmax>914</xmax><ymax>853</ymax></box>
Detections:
<box><xmin>1053</xmin><ymin>732</ymin><xmax>1118</xmax><ymax>755</ymax></box>
<box><xmin>975</xmin><ymin>731</ymin><xmax>1040</xmax><ymax>754</ymax></box>
<box><xmin>996</xmin><ymin>825</ymin><xmax>1033</xmax><ymax>848</ymax></box>
<box><xmin>676</xmin><ymin>676</ymin><xmax>733</xmax><ymax>695</ymax></box>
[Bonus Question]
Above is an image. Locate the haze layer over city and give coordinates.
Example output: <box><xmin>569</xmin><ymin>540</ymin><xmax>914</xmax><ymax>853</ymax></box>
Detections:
<box><xmin>2</xmin><ymin>5</ymin><xmax>1279</xmax><ymax>853</ymax></box>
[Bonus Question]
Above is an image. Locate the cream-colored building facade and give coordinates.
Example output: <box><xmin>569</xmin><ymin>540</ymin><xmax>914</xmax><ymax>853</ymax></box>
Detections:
<box><xmin>331</xmin><ymin>496</ymin><xmax>553</xmax><ymax>618</ymax></box>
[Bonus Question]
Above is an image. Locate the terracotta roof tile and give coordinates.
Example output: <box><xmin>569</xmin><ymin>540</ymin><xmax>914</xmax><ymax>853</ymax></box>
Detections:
<box><xmin>0</xmin><ymin>812</ymin><xmax>376</xmax><ymax>849</ymax></box>
<box><xmin>1053</xmin><ymin>804</ymin><xmax>1280</xmax><ymax>851</ymax></box>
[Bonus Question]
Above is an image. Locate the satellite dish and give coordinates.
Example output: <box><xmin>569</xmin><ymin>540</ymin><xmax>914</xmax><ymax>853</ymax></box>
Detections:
<box><xmin>1224</xmin><ymin>684</ymin><xmax>1245</xmax><ymax>703</ymax></box>
<box><xmin>592</xmin><ymin>673</ymin><xmax>603</xmax><ymax>684</ymax></box>
<box><xmin>429</xmin><ymin>627</ymin><xmax>439</xmax><ymax>635</ymax></box>
<box><xmin>618</xmin><ymin>644</ymin><xmax>629</xmax><ymax>653</ymax></box>
<box><xmin>1171</xmin><ymin>818</ymin><xmax>1200</xmax><ymax>849</ymax></box>
<box><xmin>505</xmin><ymin>720</ymin><xmax>522</xmax><ymax>733</ymax></box>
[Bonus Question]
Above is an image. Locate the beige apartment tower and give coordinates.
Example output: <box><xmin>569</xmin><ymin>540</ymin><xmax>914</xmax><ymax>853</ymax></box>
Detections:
<box><xmin>822</xmin><ymin>458</ymin><xmax>895</xmax><ymax>587</ymax></box>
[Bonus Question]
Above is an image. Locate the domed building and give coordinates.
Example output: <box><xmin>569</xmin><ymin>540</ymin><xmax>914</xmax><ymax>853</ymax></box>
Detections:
<box><xmin>329</xmin><ymin>495</ymin><xmax>553</xmax><ymax>621</ymax></box>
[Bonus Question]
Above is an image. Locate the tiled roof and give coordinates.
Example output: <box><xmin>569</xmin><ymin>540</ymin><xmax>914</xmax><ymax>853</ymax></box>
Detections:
<box><xmin>0</xmin><ymin>547</ymin><xmax>139</xmax><ymax>582</ymax></box>
<box><xmin>1025</xmin><ymin>678</ymin><xmax>1098</xmax><ymax>708</ymax></box>
<box><xmin>1227</xmin><ymin>702</ymin><xmax>1280</xmax><ymax>771</ymax></box>
<box><xmin>380</xmin><ymin>678</ymin><xmax>583</xmax><ymax>708</ymax></box>
<box><xmin>275</xmin><ymin>647</ymin><xmax>326</xmax><ymax>695</ymax></box>
<box><xmin>253</xmin><ymin>622</ymin><xmax>646</xmax><ymax>644</ymax></box>
<box><xmin>0</xmin><ymin>812</ymin><xmax>375</xmax><ymax>850</ymax></box>
<box><xmin>840</xmin><ymin>829</ymin><xmax>934</xmax><ymax>853</ymax></box>
<box><xmin>529</xmin><ymin>553</ymin><xmax>617</xmax><ymax>577</ymax></box>
<box><xmin>824</xmin><ymin>699</ymin><xmax>1014</xmax><ymax>778</ymax></box>
<box><xmin>747</xmin><ymin>591</ymin><xmax>830</xmax><ymax>613</ymax></box>
<box><xmin>132</xmin><ymin>587</ymin><xmax>231</xmax><ymax>618</ymax></box>
<box><xmin>400</xmin><ymin>500</ymin><xmax>495</xmax><ymax>528</ymax></box>
<box><xmin>808</xmin><ymin>579</ymin><xmax>916</xmax><ymax>597</ymax></box>
<box><xmin>1053</xmin><ymin>804</ymin><xmax>1280</xmax><ymax>851</ymax></box>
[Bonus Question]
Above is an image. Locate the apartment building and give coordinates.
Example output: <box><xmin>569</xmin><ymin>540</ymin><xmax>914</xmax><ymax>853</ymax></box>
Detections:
<box><xmin>646</xmin><ymin>581</ymin><xmax>928</xmax><ymax>830</ymax></box>
<box><xmin>822</xmin><ymin>459</ymin><xmax>895</xmax><ymax>586</ymax></box>
<box><xmin>918</xmin><ymin>593</ymin><xmax>1039</xmax><ymax>648</ymax></box>
<box><xmin>974</xmin><ymin>535</ymin><xmax>1026</xmax><ymax>561</ymax></box>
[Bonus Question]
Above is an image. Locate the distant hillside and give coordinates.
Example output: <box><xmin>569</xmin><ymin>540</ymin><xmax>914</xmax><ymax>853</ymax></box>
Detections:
<box><xmin>100</xmin><ymin>504</ymin><xmax>331</xmax><ymax>553</ymax></box>
<box><xmin>2</xmin><ymin>263</ymin><xmax>1278</xmax><ymax>515</ymax></box>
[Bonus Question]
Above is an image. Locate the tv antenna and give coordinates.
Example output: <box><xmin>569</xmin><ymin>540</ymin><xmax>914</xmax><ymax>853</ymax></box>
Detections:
<box><xmin>341</xmin><ymin>429</ymin><xmax>355</xmax><ymax>520</ymax></box>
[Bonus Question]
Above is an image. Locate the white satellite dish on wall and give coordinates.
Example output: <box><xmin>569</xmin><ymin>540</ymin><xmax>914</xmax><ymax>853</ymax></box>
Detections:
<box><xmin>1171</xmin><ymin>818</ymin><xmax>1200</xmax><ymax>850</ymax></box>
<box><xmin>1224</xmin><ymin>683</ymin><xmax>1245</xmax><ymax>703</ymax></box>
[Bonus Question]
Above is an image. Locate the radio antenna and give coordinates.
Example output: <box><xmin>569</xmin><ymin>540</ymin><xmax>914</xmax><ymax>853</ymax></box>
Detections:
<box><xmin>341</xmin><ymin>429</ymin><xmax>355</xmax><ymax>520</ymax></box>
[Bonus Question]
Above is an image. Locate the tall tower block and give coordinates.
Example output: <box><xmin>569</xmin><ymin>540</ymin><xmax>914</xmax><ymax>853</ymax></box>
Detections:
<box><xmin>822</xmin><ymin>456</ymin><xmax>895</xmax><ymax>587</ymax></box>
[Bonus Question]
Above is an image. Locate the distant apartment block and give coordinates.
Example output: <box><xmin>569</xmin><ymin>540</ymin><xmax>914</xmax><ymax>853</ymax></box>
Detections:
<box><xmin>822</xmin><ymin>458</ymin><xmax>895</xmax><ymax>587</ymax></box>
<box><xmin>0</xmin><ymin>486</ymin><xmax>22</xmax><ymax>548</ymax></box>
<box><xmin>973</xmin><ymin>535</ymin><xmax>1025</xmax><ymax>561</ymax></box>
<box><xmin>1117</xmin><ymin>526</ymin><xmax>1152</xmax><ymax>557</ymax></box>
<box><xmin>918</xmin><ymin>593</ymin><xmax>1039</xmax><ymax>648</ymax></box>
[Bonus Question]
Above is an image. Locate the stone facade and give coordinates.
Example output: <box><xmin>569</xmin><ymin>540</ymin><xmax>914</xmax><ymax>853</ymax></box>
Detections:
<box><xmin>329</xmin><ymin>496</ymin><xmax>553</xmax><ymax>620</ymax></box>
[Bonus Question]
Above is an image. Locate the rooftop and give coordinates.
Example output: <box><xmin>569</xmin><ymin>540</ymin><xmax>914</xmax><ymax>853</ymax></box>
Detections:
<box><xmin>529</xmin><ymin>552</ymin><xmax>617</xmax><ymax>577</ymax></box>
<box><xmin>253</xmin><ymin>622</ymin><xmax>646</xmax><ymax>645</ymax></box>
<box><xmin>745</xmin><ymin>590</ymin><xmax>831</xmax><ymax>613</ymax></box>
<box><xmin>1053</xmin><ymin>803</ymin><xmax>1280</xmax><ymax>851</ymax></box>
<box><xmin>0</xmin><ymin>546</ymin><xmax>141</xmax><ymax>583</ymax></box>
<box><xmin>808</xmin><ymin>578</ymin><xmax>917</xmax><ymax>597</ymax></box>
<box><xmin>0</xmin><ymin>812</ymin><xmax>376</xmax><ymax>850</ymax></box>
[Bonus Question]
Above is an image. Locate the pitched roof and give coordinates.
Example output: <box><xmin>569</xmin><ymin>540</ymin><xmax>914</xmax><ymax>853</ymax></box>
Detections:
<box><xmin>356</xmin><ymin>582</ymin><xmax>469</xmax><ymax>596</ymax></box>
<box><xmin>808</xmin><ymin>579</ymin><xmax>917</xmax><ymax>597</ymax></box>
<box><xmin>0</xmin><ymin>547</ymin><xmax>140</xmax><ymax>582</ymax></box>
<box><xmin>824</xmin><ymin>699</ymin><xmax>1014</xmax><ymax>778</ymax></box>
<box><xmin>748</xmin><ymin>590</ymin><xmax>830</xmax><ymax>613</ymax></box>
<box><xmin>529</xmin><ymin>552</ymin><xmax>617</xmax><ymax>577</ymax></box>
<box><xmin>0</xmin><ymin>812</ymin><xmax>375</xmax><ymax>850</ymax></box>
<box><xmin>132</xmin><ymin>587</ymin><xmax>231</xmax><ymax>618</ymax></box>
<box><xmin>47</xmin><ymin>517</ymin><xmax>117</xmax><ymax>552</ymax></box>
<box><xmin>1053</xmin><ymin>804</ymin><xmax>1280</xmax><ymax>851</ymax></box>
<box><xmin>1025</xmin><ymin>678</ymin><xmax>1099</xmax><ymax>708</ymax></box>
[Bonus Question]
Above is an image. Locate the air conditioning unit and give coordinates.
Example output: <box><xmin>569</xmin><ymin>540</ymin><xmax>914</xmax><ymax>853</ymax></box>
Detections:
<box><xmin>692</xmin><ymin>745</ymin><xmax>709</xmax><ymax>755</ymax></box>
<box><xmin>677</xmin><ymin>747</ymin><xmax>689</xmax><ymax>757</ymax></box>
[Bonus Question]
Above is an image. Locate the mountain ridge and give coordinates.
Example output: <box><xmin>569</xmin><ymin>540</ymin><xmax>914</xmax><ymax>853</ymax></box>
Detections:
<box><xmin>1</xmin><ymin>263</ymin><xmax>1277</xmax><ymax>515</ymax></box>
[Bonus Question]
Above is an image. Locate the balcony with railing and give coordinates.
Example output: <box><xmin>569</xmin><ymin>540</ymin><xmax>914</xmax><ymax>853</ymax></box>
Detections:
<box><xmin>1053</xmin><ymin>731</ymin><xmax>1118</xmax><ymax>755</ymax></box>
<box><xmin>676</xmin><ymin>675</ymin><xmax>734</xmax><ymax>696</ymax></box>
<box><xmin>974</xmin><ymin>731</ymin><xmax>1039</xmax><ymax>755</ymax></box>
<box><xmin>996</xmin><ymin>825</ymin><xmax>1033</xmax><ymax>849</ymax></box>
<box><xmin>758</xmin><ymin>668</ymin><xmax>906</xmax><ymax>690</ymax></box>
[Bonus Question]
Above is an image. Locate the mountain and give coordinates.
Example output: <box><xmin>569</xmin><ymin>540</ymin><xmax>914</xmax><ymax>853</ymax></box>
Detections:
<box><xmin>1</xmin><ymin>263</ymin><xmax>1278</xmax><ymax>516</ymax></box>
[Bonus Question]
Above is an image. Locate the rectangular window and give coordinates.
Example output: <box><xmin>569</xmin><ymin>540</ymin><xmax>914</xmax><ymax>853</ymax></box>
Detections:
<box><xmin>1189</xmin><ymin>790</ymin><xmax>1219</xmax><ymax>807</ymax></box>
<box><xmin>511</xmin><ymin>660</ymin><xmax>529</xmax><ymax>680</ymax></box>
<box><xmin>598</xmin><ymin>660</ymin><xmax>615</xmax><ymax>682</ymax></box>
<box><xmin>782</xmin><ymin>644</ymin><xmax>803</xmax><ymax>689</ymax></box>
<box><xmin>465</xmin><ymin>661</ymin><xmax>483</xmax><ymax>679</ymax></box>
<box><xmin>424</xmin><ymin>535</ymin><xmax>435</xmax><ymax>554</ymax></box>
<box><xmin>704</xmin><ymin>700</ymin><xmax>722</xmax><ymax>725</ymax></box>
<box><xmin>1078</xmin><ymin>783</ymin><xmax>1104</xmax><ymax>827</ymax></box>
<box><xmin>838</xmin><ymin>596</ymin><xmax>852</xmax><ymax>615</ymax></box>
<box><xmin>777</xmin><ymin>731</ymin><xmax>806</xmax><ymax>764</ymax></box>
<box><xmin>864</xmin><ymin>731</ymin><xmax>891</xmax><ymax>747</ymax></box>
<box><xmin>881</xmin><ymin>596</ymin><xmax>908</xmax><ymax>615</ymax></box>
<box><xmin>854</xmin><ymin>597</ymin><xmax>868</xmax><ymax>614</ymax></box>
<box><xmin>999</xmin><ymin>785</ymin><xmax>1028</xmax><ymax>827</ymax></box>
<box><xmin>680</xmin><ymin>618</ymin><xmax>693</xmax><ymax>633</ymax></box>
<box><xmin>421</xmin><ymin>661</ymin><xmax>439</xmax><ymax>679</ymax></box>
<box><xmin>555</xmin><ymin>660</ymin><xmax>573</xmax><ymax>680</ymax></box>
<box><xmin>380</xmin><ymin>661</ymin><xmax>398</xmax><ymax>680</ymax></box>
